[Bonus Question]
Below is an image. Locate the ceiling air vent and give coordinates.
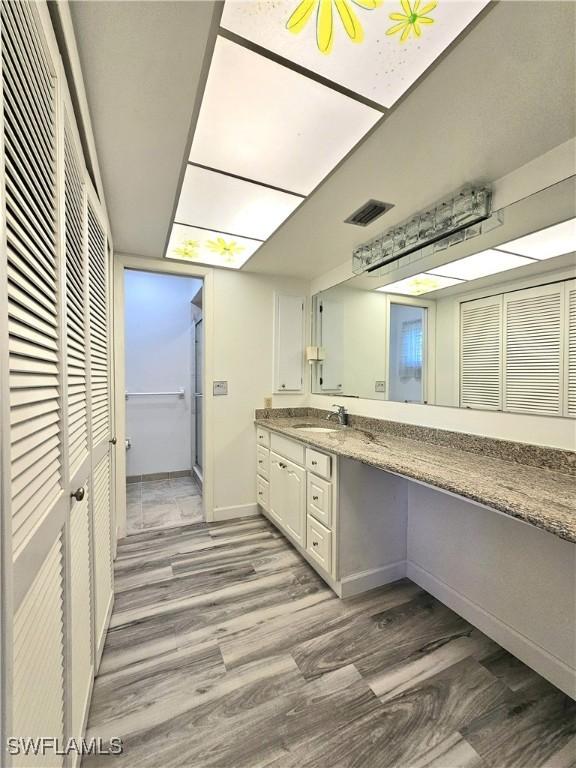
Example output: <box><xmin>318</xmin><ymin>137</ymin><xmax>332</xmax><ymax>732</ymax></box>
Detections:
<box><xmin>345</xmin><ymin>200</ymin><xmax>394</xmax><ymax>227</ymax></box>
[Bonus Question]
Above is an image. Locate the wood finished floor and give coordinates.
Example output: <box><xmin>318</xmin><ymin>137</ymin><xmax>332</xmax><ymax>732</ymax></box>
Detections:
<box><xmin>85</xmin><ymin>516</ymin><xmax>576</xmax><ymax>768</ymax></box>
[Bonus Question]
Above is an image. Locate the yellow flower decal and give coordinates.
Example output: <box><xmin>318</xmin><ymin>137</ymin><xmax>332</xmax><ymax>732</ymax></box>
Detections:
<box><xmin>386</xmin><ymin>0</ymin><xmax>436</xmax><ymax>42</ymax></box>
<box><xmin>174</xmin><ymin>239</ymin><xmax>199</xmax><ymax>259</ymax></box>
<box><xmin>206</xmin><ymin>237</ymin><xmax>245</xmax><ymax>263</ymax></box>
<box><xmin>287</xmin><ymin>0</ymin><xmax>383</xmax><ymax>55</ymax></box>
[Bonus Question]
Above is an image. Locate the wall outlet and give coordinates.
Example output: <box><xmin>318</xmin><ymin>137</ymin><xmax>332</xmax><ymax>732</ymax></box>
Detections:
<box><xmin>213</xmin><ymin>380</ymin><xmax>228</xmax><ymax>396</ymax></box>
<box><xmin>375</xmin><ymin>381</ymin><xmax>386</xmax><ymax>393</ymax></box>
<box><xmin>264</xmin><ymin>397</ymin><xmax>273</xmax><ymax>409</ymax></box>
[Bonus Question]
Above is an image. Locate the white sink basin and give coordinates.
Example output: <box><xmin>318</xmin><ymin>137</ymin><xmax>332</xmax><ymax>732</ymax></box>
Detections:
<box><xmin>295</xmin><ymin>426</ymin><xmax>339</xmax><ymax>433</ymax></box>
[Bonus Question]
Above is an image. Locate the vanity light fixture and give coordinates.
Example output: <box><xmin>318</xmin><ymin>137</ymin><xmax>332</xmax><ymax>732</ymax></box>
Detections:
<box><xmin>494</xmin><ymin>218</ymin><xmax>576</xmax><ymax>260</ymax></box>
<box><xmin>189</xmin><ymin>37</ymin><xmax>381</xmax><ymax>196</ymax></box>
<box><xmin>428</xmin><ymin>249</ymin><xmax>535</xmax><ymax>281</ymax></box>
<box><xmin>376</xmin><ymin>272</ymin><xmax>464</xmax><ymax>296</ymax></box>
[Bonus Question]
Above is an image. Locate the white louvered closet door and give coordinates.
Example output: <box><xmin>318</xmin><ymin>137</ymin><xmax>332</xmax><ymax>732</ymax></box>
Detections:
<box><xmin>503</xmin><ymin>283</ymin><xmax>564</xmax><ymax>416</ymax></box>
<box><xmin>459</xmin><ymin>295</ymin><xmax>503</xmax><ymax>410</ymax></box>
<box><xmin>1</xmin><ymin>1</ymin><xmax>66</xmax><ymax>764</ymax></box>
<box><xmin>87</xmin><ymin>191</ymin><xmax>114</xmax><ymax>663</ymax></box>
<box><xmin>564</xmin><ymin>280</ymin><xmax>576</xmax><ymax>418</ymax></box>
<box><xmin>63</xmin><ymin>94</ymin><xmax>94</xmax><ymax>747</ymax></box>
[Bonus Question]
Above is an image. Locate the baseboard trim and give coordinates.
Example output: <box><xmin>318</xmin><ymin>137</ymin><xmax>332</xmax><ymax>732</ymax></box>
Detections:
<box><xmin>95</xmin><ymin>592</ymin><xmax>114</xmax><ymax>673</ymax></box>
<box><xmin>406</xmin><ymin>561</ymin><xmax>576</xmax><ymax>699</ymax></box>
<box><xmin>212</xmin><ymin>502</ymin><xmax>260</xmax><ymax>522</ymax></box>
<box><xmin>340</xmin><ymin>561</ymin><xmax>407</xmax><ymax>598</ymax></box>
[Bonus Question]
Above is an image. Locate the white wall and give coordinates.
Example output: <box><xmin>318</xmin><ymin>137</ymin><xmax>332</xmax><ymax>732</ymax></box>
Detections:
<box><xmin>210</xmin><ymin>269</ymin><xmax>309</xmax><ymax>517</ymax></box>
<box><xmin>124</xmin><ymin>270</ymin><xmax>202</xmax><ymax>476</ymax></box>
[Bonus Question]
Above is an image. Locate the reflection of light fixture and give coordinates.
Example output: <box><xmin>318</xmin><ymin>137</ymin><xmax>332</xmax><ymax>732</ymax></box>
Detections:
<box><xmin>428</xmin><ymin>249</ymin><xmax>535</xmax><ymax>280</ymax></box>
<box><xmin>176</xmin><ymin>165</ymin><xmax>303</xmax><ymax>241</ymax></box>
<box><xmin>376</xmin><ymin>273</ymin><xmax>464</xmax><ymax>296</ymax></box>
<box><xmin>495</xmin><ymin>218</ymin><xmax>576</xmax><ymax>260</ymax></box>
<box><xmin>220</xmin><ymin>0</ymin><xmax>490</xmax><ymax>108</ymax></box>
<box><xmin>166</xmin><ymin>223</ymin><xmax>262</xmax><ymax>269</ymax></box>
<box><xmin>190</xmin><ymin>37</ymin><xmax>380</xmax><ymax>196</ymax></box>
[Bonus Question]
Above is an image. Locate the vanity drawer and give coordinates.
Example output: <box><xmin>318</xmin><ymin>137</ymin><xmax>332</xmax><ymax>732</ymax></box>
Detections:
<box><xmin>256</xmin><ymin>427</ymin><xmax>270</xmax><ymax>448</ymax></box>
<box><xmin>305</xmin><ymin>448</ymin><xmax>331</xmax><ymax>479</ymax></box>
<box><xmin>256</xmin><ymin>445</ymin><xmax>270</xmax><ymax>479</ymax></box>
<box><xmin>270</xmin><ymin>433</ymin><xmax>305</xmax><ymax>466</ymax></box>
<box><xmin>307</xmin><ymin>515</ymin><xmax>332</xmax><ymax>574</ymax></box>
<box><xmin>307</xmin><ymin>473</ymin><xmax>332</xmax><ymax>528</ymax></box>
<box><xmin>256</xmin><ymin>475</ymin><xmax>269</xmax><ymax>511</ymax></box>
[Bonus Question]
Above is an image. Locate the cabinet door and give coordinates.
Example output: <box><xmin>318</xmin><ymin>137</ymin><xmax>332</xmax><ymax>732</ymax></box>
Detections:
<box><xmin>274</xmin><ymin>294</ymin><xmax>304</xmax><ymax>393</ymax></box>
<box><xmin>282</xmin><ymin>458</ymin><xmax>306</xmax><ymax>546</ymax></box>
<box><xmin>268</xmin><ymin>451</ymin><xmax>286</xmax><ymax>528</ymax></box>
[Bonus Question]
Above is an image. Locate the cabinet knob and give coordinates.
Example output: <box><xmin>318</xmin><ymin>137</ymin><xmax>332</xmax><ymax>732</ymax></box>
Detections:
<box><xmin>311</xmin><ymin>460</ymin><xmax>317</xmax><ymax>466</ymax></box>
<box><xmin>109</xmin><ymin>437</ymin><xmax>117</xmax><ymax>445</ymax></box>
<box><xmin>258</xmin><ymin>460</ymin><xmax>263</xmax><ymax>464</ymax></box>
<box><xmin>258</xmin><ymin>491</ymin><xmax>263</xmax><ymax>496</ymax></box>
<box><xmin>71</xmin><ymin>487</ymin><xmax>85</xmax><ymax>502</ymax></box>
<box><xmin>312</xmin><ymin>495</ymin><xmax>319</xmax><ymax>501</ymax></box>
<box><xmin>312</xmin><ymin>541</ymin><xmax>319</xmax><ymax>547</ymax></box>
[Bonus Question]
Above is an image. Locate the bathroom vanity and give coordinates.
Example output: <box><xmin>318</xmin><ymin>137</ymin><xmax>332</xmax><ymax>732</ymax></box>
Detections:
<box><xmin>255</xmin><ymin>411</ymin><xmax>576</xmax><ymax>699</ymax></box>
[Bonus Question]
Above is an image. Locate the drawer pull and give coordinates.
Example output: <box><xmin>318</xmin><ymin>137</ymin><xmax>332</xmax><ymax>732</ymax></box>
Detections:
<box><xmin>258</xmin><ymin>460</ymin><xmax>263</xmax><ymax>464</ymax></box>
<box><xmin>311</xmin><ymin>460</ymin><xmax>318</xmax><ymax>466</ymax></box>
<box><xmin>312</xmin><ymin>541</ymin><xmax>319</xmax><ymax>547</ymax></box>
<box><xmin>312</xmin><ymin>495</ymin><xmax>319</xmax><ymax>501</ymax></box>
<box><xmin>258</xmin><ymin>491</ymin><xmax>263</xmax><ymax>496</ymax></box>
<box><xmin>279</xmin><ymin>462</ymin><xmax>287</xmax><ymax>469</ymax></box>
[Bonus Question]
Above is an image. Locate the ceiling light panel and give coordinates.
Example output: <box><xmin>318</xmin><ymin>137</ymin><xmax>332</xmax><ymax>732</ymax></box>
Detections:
<box><xmin>377</xmin><ymin>273</ymin><xmax>464</xmax><ymax>295</ymax></box>
<box><xmin>496</xmin><ymin>218</ymin><xmax>576</xmax><ymax>260</ymax></box>
<box><xmin>428</xmin><ymin>249</ymin><xmax>534</xmax><ymax>280</ymax></box>
<box><xmin>176</xmin><ymin>165</ymin><xmax>303</xmax><ymax>241</ymax></box>
<box><xmin>190</xmin><ymin>37</ymin><xmax>381</xmax><ymax>195</ymax></box>
<box><xmin>221</xmin><ymin>0</ymin><xmax>490</xmax><ymax>108</ymax></box>
<box><xmin>166</xmin><ymin>223</ymin><xmax>262</xmax><ymax>269</ymax></box>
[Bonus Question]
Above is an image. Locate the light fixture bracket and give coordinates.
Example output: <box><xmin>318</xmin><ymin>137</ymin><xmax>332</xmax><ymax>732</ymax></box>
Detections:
<box><xmin>352</xmin><ymin>186</ymin><xmax>492</xmax><ymax>275</ymax></box>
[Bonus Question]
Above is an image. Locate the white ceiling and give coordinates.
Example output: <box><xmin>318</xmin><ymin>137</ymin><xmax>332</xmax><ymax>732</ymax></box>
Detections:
<box><xmin>71</xmin><ymin>1</ymin><xmax>575</xmax><ymax>277</ymax></box>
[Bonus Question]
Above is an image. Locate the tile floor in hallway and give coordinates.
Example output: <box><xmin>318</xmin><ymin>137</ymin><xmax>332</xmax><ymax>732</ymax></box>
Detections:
<box><xmin>85</xmin><ymin>516</ymin><xmax>576</xmax><ymax>768</ymax></box>
<box><xmin>126</xmin><ymin>475</ymin><xmax>203</xmax><ymax>533</ymax></box>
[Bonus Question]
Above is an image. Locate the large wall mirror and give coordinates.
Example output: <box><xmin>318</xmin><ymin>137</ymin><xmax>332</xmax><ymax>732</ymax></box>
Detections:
<box><xmin>311</xmin><ymin>177</ymin><xmax>576</xmax><ymax>418</ymax></box>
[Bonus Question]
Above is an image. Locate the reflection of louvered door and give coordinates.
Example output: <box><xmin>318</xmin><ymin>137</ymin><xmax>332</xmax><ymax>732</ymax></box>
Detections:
<box><xmin>2</xmin><ymin>1</ymin><xmax>67</xmax><ymax>764</ymax></box>
<box><xmin>63</xmin><ymin>99</ymin><xmax>94</xmax><ymax>746</ymax></box>
<box><xmin>460</xmin><ymin>295</ymin><xmax>503</xmax><ymax>410</ymax></box>
<box><xmin>87</xmin><ymin>192</ymin><xmax>114</xmax><ymax>662</ymax></box>
<box><xmin>503</xmin><ymin>284</ymin><xmax>564</xmax><ymax>416</ymax></box>
<box><xmin>564</xmin><ymin>281</ymin><xmax>576</xmax><ymax>419</ymax></box>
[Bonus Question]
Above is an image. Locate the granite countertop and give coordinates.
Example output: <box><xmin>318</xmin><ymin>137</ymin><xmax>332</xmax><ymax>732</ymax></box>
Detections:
<box><xmin>255</xmin><ymin>415</ymin><xmax>576</xmax><ymax>544</ymax></box>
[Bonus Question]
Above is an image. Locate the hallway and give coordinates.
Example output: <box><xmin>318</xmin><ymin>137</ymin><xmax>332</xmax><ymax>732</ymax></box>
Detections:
<box><xmin>85</xmin><ymin>517</ymin><xmax>575</xmax><ymax>768</ymax></box>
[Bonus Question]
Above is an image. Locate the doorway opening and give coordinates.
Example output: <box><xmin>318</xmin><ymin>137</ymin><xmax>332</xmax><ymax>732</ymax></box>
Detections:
<box><xmin>124</xmin><ymin>269</ymin><xmax>204</xmax><ymax>534</ymax></box>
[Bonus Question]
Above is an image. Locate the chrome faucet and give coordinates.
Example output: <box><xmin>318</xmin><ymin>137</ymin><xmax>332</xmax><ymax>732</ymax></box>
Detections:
<box><xmin>327</xmin><ymin>404</ymin><xmax>348</xmax><ymax>426</ymax></box>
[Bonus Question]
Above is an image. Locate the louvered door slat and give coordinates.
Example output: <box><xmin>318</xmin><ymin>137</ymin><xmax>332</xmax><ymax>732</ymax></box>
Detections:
<box><xmin>64</xmin><ymin>117</ymin><xmax>89</xmax><ymax>477</ymax></box>
<box><xmin>93</xmin><ymin>454</ymin><xmax>113</xmax><ymax>654</ymax></box>
<box><xmin>3</xmin><ymin>0</ymin><xmax>62</xmax><ymax>557</ymax></box>
<box><xmin>13</xmin><ymin>536</ymin><xmax>65</xmax><ymax>767</ymax></box>
<box><xmin>88</xmin><ymin>203</ymin><xmax>110</xmax><ymax>450</ymax></box>
<box><xmin>567</xmin><ymin>286</ymin><xmax>576</xmax><ymax>418</ymax></box>
<box><xmin>504</xmin><ymin>287</ymin><xmax>563</xmax><ymax>415</ymax></box>
<box><xmin>460</xmin><ymin>297</ymin><xmax>502</xmax><ymax>410</ymax></box>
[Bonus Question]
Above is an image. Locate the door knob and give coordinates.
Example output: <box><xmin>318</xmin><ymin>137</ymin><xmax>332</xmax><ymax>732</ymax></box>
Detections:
<box><xmin>71</xmin><ymin>487</ymin><xmax>85</xmax><ymax>502</ymax></box>
<box><xmin>109</xmin><ymin>437</ymin><xmax>117</xmax><ymax>445</ymax></box>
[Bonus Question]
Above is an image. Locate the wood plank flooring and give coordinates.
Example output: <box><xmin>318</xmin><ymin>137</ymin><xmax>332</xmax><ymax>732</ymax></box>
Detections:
<box><xmin>85</xmin><ymin>516</ymin><xmax>576</xmax><ymax>768</ymax></box>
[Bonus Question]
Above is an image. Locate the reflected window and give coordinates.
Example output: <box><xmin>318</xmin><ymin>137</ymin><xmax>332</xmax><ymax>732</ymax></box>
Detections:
<box><xmin>389</xmin><ymin>304</ymin><xmax>426</xmax><ymax>403</ymax></box>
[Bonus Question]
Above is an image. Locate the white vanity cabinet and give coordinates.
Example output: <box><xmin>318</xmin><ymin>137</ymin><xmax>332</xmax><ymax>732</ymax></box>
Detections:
<box><xmin>256</xmin><ymin>427</ymin><xmax>337</xmax><ymax>583</ymax></box>
<box><xmin>255</xmin><ymin>427</ymin><xmax>407</xmax><ymax>595</ymax></box>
